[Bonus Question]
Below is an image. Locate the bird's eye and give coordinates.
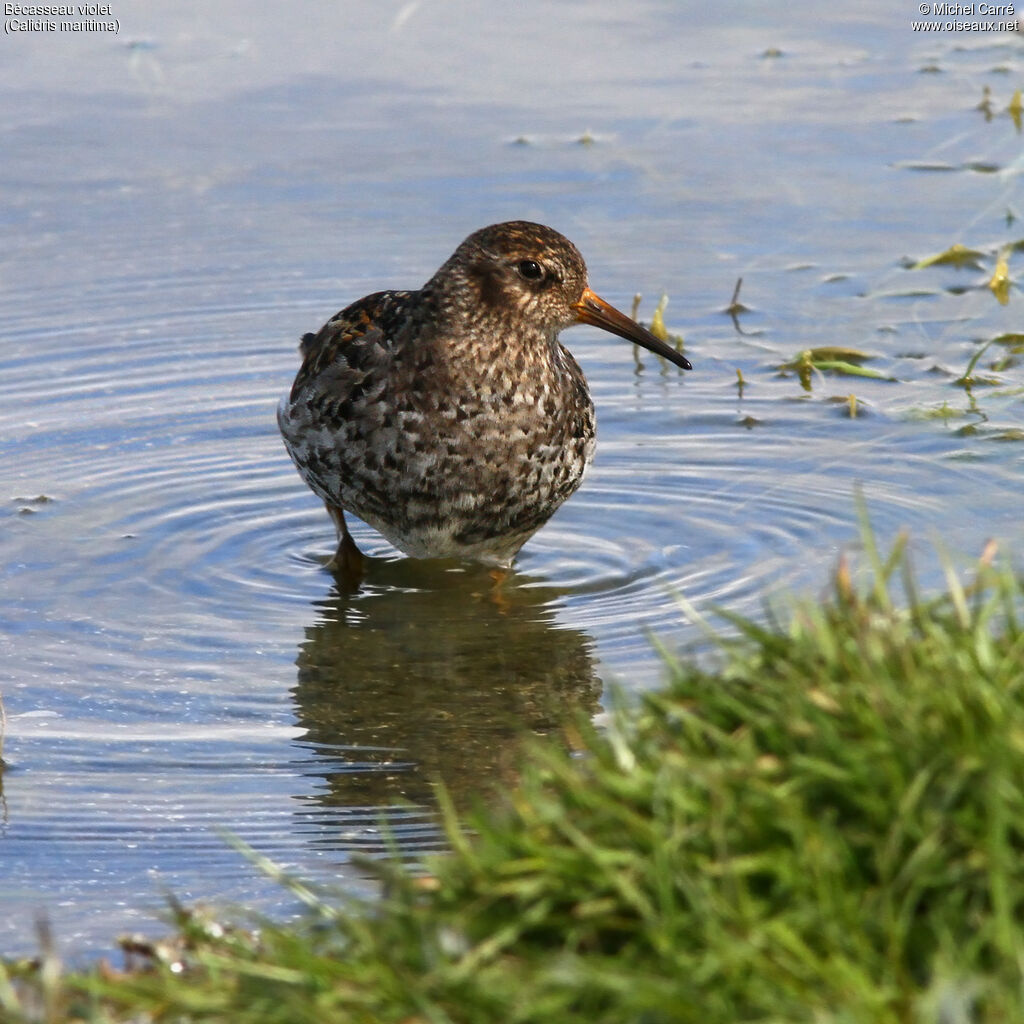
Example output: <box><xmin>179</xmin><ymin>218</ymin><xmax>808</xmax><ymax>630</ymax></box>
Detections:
<box><xmin>516</xmin><ymin>259</ymin><xmax>544</xmax><ymax>281</ymax></box>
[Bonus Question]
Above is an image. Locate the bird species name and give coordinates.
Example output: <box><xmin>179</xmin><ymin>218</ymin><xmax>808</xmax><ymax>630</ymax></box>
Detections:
<box><xmin>4</xmin><ymin>2</ymin><xmax>118</xmax><ymax>31</ymax></box>
<box><xmin>5</xmin><ymin>3</ymin><xmax>110</xmax><ymax>12</ymax></box>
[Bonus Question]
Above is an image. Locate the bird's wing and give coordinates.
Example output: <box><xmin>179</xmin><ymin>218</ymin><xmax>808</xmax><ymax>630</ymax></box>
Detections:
<box><xmin>288</xmin><ymin>290</ymin><xmax>414</xmax><ymax>405</ymax></box>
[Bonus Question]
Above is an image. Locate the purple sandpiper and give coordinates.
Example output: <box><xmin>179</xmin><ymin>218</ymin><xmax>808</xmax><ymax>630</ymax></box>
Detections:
<box><xmin>278</xmin><ymin>221</ymin><xmax>691</xmax><ymax>573</ymax></box>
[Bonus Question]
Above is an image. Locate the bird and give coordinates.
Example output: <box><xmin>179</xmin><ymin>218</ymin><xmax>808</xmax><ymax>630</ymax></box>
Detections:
<box><xmin>278</xmin><ymin>220</ymin><xmax>692</xmax><ymax>575</ymax></box>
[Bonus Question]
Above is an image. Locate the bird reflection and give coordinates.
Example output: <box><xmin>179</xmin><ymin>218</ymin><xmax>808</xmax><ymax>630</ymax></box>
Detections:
<box><xmin>289</xmin><ymin>559</ymin><xmax>600</xmax><ymax>854</ymax></box>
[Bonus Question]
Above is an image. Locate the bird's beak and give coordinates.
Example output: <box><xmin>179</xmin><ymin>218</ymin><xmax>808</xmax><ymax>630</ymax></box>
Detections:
<box><xmin>573</xmin><ymin>288</ymin><xmax>692</xmax><ymax>371</ymax></box>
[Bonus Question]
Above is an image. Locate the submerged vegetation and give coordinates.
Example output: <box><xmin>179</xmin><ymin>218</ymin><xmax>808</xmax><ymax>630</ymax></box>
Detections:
<box><xmin>5</xmin><ymin>533</ymin><xmax>1024</xmax><ymax>1022</ymax></box>
<box><xmin>779</xmin><ymin>346</ymin><xmax>894</xmax><ymax>392</ymax></box>
<box><xmin>738</xmin><ymin>82</ymin><xmax>1024</xmax><ymax>425</ymax></box>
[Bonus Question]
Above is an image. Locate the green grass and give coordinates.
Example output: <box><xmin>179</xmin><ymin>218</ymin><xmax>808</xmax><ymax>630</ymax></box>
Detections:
<box><xmin>5</xmin><ymin>535</ymin><xmax>1024</xmax><ymax>1023</ymax></box>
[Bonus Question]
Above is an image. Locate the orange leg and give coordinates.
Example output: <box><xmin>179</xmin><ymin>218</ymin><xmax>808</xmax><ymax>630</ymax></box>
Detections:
<box><xmin>324</xmin><ymin>503</ymin><xmax>365</xmax><ymax>578</ymax></box>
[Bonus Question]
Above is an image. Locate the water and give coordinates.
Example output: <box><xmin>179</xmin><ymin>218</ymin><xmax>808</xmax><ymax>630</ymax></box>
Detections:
<box><xmin>1</xmin><ymin>0</ymin><xmax>1022</xmax><ymax>958</ymax></box>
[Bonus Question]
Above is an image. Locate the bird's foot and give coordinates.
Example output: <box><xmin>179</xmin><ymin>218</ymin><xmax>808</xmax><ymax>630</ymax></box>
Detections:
<box><xmin>326</xmin><ymin>531</ymin><xmax>366</xmax><ymax>581</ymax></box>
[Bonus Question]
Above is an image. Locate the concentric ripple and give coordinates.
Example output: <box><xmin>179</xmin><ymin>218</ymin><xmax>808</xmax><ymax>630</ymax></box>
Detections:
<box><xmin>5</xmin><ymin>33</ymin><xmax>1024</xmax><ymax>953</ymax></box>
<box><xmin>4</xmin><ymin>237</ymin><xmax>1023</xmax><ymax>958</ymax></box>
<box><xmin>513</xmin><ymin>398</ymin><xmax>1021</xmax><ymax>685</ymax></box>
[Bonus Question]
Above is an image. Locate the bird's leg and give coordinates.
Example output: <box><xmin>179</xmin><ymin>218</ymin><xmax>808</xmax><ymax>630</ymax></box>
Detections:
<box><xmin>324</xmin><ymin>503</ymin><xmax>365</xmax><ymax>578</ymax></box>
<box><xmin>486</xmin><ymin>566</ymin><xmax>514</xmax><ymax>613</ymax></box>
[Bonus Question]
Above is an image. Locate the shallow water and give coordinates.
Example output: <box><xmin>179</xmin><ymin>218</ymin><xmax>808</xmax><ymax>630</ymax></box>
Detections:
<box><xmin>1</xmin><ymin>1</ymin><xmax>1022</xmax><ymax>958</ymax></box>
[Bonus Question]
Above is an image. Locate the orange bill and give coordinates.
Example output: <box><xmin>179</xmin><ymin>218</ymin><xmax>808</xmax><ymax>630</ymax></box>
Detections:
<box><xmin>573</xmin><ymin>287</ymin><xmax>692</xmax><ymax>371</ymax></box>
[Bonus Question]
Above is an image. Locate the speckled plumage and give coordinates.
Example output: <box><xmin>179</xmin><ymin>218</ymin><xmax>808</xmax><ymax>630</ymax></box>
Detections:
<box><xmin>278</xmin><ymin>221</ymin><xmax>691</xmax><ymax>569</ymax></box>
